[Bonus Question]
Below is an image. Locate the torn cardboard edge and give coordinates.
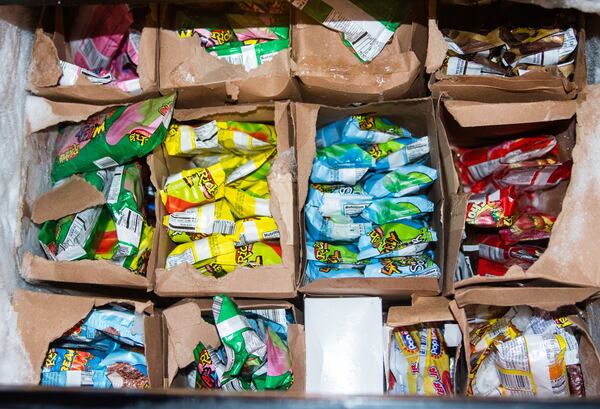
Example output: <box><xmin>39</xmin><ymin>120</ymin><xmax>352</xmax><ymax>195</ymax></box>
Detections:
<box><xmin>13</xmin><ymin>289</ymin><xmax>161</xmax><ymax>387</ymax></box>
<box><xmin>293</xmin><ymin>99</ymin><xmax>446</xmax><ymax>298</ymax></box>
<box><xmin>435</xmin><ymin>96</ymin><xmax>600</xmax><ymax>294</ymax></box>
<box><xmin>426</xmin><ymin>0</ymin><xmax>586</xmax><ymax>102</ymax></box>
<box><xmin>163</xmin><ymin>298</ymin><xmax>305</xmax><ymax>392</ymax></box>
<box><xmin>451</xmin><ymin>287</ymin><xmax>600</xmax><ymax>396</ymax></box>
<box><xmin>158</xmin><ymin>3</ymin><xmax>298</xmax><ymax>107</ymax></box>
<box><xmin>152</xmin><ymin>102</ymin><xmax>298</xmax><ymax>298</ymax></box>
<box><xmin>31</xmin><ymin>176</ymin><xmax>105</xmax><ymax>224</ymax></box>
<box><xmin>290</xmin><ymin>5</ymin><xmax>428</xmax><ymax>105</ymax></box>
<box><xmin>27</xmin><ymin>5</ymin><xmax>160</xmax><ymax>104</ymax></box>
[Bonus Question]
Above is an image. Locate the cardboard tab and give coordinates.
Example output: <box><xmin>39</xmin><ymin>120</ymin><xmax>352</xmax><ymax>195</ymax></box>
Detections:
<box><xmin>387</xmin><ymin>296</ymin><xmax>453</xmax><ymax>327</ymax></box>
<box><xmin>31</xmin><ymin>176</ymin><xmax>105</xmax><ymax>224</ymax></box>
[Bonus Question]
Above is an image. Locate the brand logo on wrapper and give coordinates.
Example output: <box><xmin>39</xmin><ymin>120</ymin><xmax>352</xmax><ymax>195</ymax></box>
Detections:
<box><xmin>398</xmin><ymin>330</ymin><xmax>418</xmax><ymax>352</ymax></box>
<box><xmin>428</xmin><ymin>366</ymin><xmax>449</xmax><ymax>396</ymax></box>
<box><xmin>236</xmin><ymin>244</ymin><xmax>262</xmax><ymax>266</ymax></box>
<box><xmin>58</xmin><ymin>144</ymin><xmax>80</xmax><ymax>164</ymax></box>
<box><xmin>43</xmin><ymin>349</ymin><xmax>58</xmax><ymax>369</ymax></box>
<box><xmin>430</xmin><ymin>330</ymin><xmax>442</xmax><ymax>357</ymax></box>
<box><xmin>211</xmin><ymin>29</ymin><xmax>233</xmax><ymax>45</ymax></box>
<box><xmin>129</xmin><ymin>129</ymin><xmax>151</xmax><ymax>146</ymax></box>
<box><xmin>354</xmin><ymin>115</ymin><xmax>376</xmax><ymax>130</ymax></box>
<box><xmin>61</xmin><ymin>349</ymin><xmax>92</xmax><ymax>371</ymax></box>
<box><xmin>159</xmin><ymin>104</ymin><xmax>171</xmax><ymax>116</ymax></box>
<box><xmin>182</xmin><ymin>169</ymin><xmax>219</xmax><ymax>200</ymax></box>
<box><xmin>313</xmin><ymin>242</ymin><xmax>341</xmax><ymax>263</ymax></box>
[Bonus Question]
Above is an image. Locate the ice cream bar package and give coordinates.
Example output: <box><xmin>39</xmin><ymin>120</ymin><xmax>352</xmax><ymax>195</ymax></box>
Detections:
<box><xmin>40</xmin><ymin>305</ymin><xmax>149</xmax><ymax>389</ymax></box>
<box><xmin>316</xmin><ymin>115</ymin><xmax>413</xmax><ymax>148</ymax></box>
<box><xmin>453</xmin><ymin>136</ymin><xmax>557</xmax><ymax>186</ymax></box>
<box><xmin>305</xmin><ymin>205</ymin><xmax>372</xmax><ymax>242</ymax></box>
<box><xmin>364</xmin><ymin>253</ymin><xmax>440</xmax><ymax>278</ymax></box>
<box><xmin>491</xmin><ymin>161</ymin><xmax>572</xmax><ymax>193</ymax></box>
<box><xmin>361</xmin><ymin>196</ymin><xmax>434</xmax><ymax>225</ymax></box>
<box><xmin>357</xmin><ymin>219</ymin><xmax>437</xmax><ymax>260</ymax></box>
<box><xmin>209</xmin><ymin>39</ymin><xmax>289</xmax><ymax>72</ymax></box>
<box><xmin>370</xmin><ymin>137</ymin><xmax>430</xmax><ymax>171</ymax></box>
<box><xmin>224</xmin><ymin>186</ymin><xmax>271</xmax><ymax>219</ymax></box>
<box><xmin>499</xmin><ymin>213</ymin><xmax>555</xmax><ymax>244</ymax></box>
<box><xmin>306</xmin><ymin>261</ymin><xmax>364</xmax><ymax>282</ymax></box>
<box><xmin>194</xmin><ymin>241</ymin><xmax>282</xmax><ymax>277</ymax></box>
<box><xmin>307</xmin><ymin>184</ymin><xmax>373</xmax><ymax>218</ymax></box>
<box><xmin>362</xmin><ymin>164</ymin><xmax>438</xmax><ymax>198</ymax></box>
<box><xmin>311</xmin><ymin>144</ymin><xmax>375</xmax><ymax>186</ymax></box>
<box><xmin>225</xmin><ymin>13</ymin><xmax>289</xmax><ymax>42</ymax></box>
<box><xmin>234</xmin><ymin>217</ymin><xmax>280</xmax><ymax>246</ymax></box>
<box><xmin>306</xmin><ymin>241</ymin><xmax>362</xmax><ymax>265</ymax></box>
<box><xmin>160</xmin><ymin>164</ymin><xmax>226</xmax><ymax>214</ymax></box>
<box><xmin>163</xmin><ymin>200</ymin><xmax>236</xmax><ymax>241</ymax></box>
<box><xmin>290</xmin><ymin>0</ymin><xmax>415</xmax><ymax>62</ymax></box>
<box><xmin>166</xmin><ymin>235</ymin><xmax>236</xmax><ymax>270</ymax></box>
<box><xmin>477</xmin><ymin>234</ymin><xmax>544</xmax><ymax>273</ymax></box>
<box><xmin>465</xmin><ymin>187</ymin><xmax>517</xmax><ymax>228</ymax></box>
<box><xmin>164</xmin><ymin>121</ymin><xmax>276</xmax><ymax>157</ymax></box>
<box><xmin>51</xmin><ymin>95</ymin><xmax>176</xmax><ymax>182</ymax></box>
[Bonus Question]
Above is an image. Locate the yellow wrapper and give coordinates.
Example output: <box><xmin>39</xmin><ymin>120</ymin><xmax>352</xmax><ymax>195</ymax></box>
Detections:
<box><xmin>163</xmin><ymin>200</ymin><xmax>236</xmax><ymax>242</ymax></box>
<box><xmin>160</xmin><ymin>164</ymin><xmax>226</xmax><ymax>214</ymax></box>
<box><xmin>195</xmin><ymin>253</ymin><xmax>238</xmax><ymax>278</ymax></box>
<box><xmin>393</xmin><ymin>328</ymin><xmax>421</xmax><ymax>395</ymax></box>
<box><xmin>164</xmin><ymin>121</ymin><xmax>276</xmax><ymax>157</ymax></box>
<box><xmin>166</xmin><ymin>235</ymin><xmax>235</xmax><ymax>270</ymax></box>
<box><xmin>225</xmin><ymin>149</ymin><xmax>275</xmax><ymax>184</ymax></box>
<box><xmin>234</xmin><ymin>217</ymin><xmax>280</xmax><ymax>246</ymax></box>
<box><xmin>129</xmin><ymin>223</ymin><xmax>155</xmax><ymax>274</ymax></box>
<box><xmin>422</xmin><ymin>328</ymin><xmax>452</xmax><ymax>396</ymax></box>
<box><xmin>231</xmin><ymin>179</ymin><xmax>271</xmax><ymax>199</ymax></box>
<box><xmin>225</xmin><ymin>186</ymin><xmax>271</xmax><ymax>219</ymax></box>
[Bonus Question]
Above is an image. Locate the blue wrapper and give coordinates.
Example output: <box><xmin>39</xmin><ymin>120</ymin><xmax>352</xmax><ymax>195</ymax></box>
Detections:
<box><xmin>81</xmin><ymin>306</ymin><xmax>145</xmax><ymax>347</ymax></box>
<box><xmin>372</xmin><ymin>137</ymin><xmax>430</xmax><ymax>171</ymax></box>
<box><xmin>306</xmin><ymin>205</ymin><xmax>372</xmax><ymax>242</ymax></box>
<box><xmin>357</xmin><ymin>219</ymin><xmax>437</xmax><ymax>260</ymax></box>
<box><xmin>307</xmin><ymin>184</ymin><xmax>373</xmax><ymax>218</ymax></box>
<box><xmin>315</xmin><ymin>116</ymin><xmax>412</xmax><ymax>148</ymax></box>
<box><xmin>363</xmin><ymin>252</ymin><xmax>440</xmax><ymax>278</ymax></box>
<box><xmin>306</xmin><ymin>261</ymin><xmax>364</xmax><ymax>282</ymax></box>
<box><xmin>362</xmin><ymin>164</ymin><xmax>438</xmax><ymax>198</ymax></box>
<box><xmin>361</xmin><ymin>196</ymin><xmax>435</xmax><ymax>225</ymax></box>
<box><xmin>41</xmin><ymin>349</ymin><xmax>149</xmax><ymax>388</ymax></box>
<box><xmin>310</xmin><ymin>144</ymin><xmax>374</xmax><ymax>185</ymax></box>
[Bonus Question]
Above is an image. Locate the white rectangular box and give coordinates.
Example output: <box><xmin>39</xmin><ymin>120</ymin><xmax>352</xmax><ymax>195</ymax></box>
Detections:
<box><xmin>305</xmin><ymin>297</ymin><xmax>384</xmax><ymax>394</ymax></box>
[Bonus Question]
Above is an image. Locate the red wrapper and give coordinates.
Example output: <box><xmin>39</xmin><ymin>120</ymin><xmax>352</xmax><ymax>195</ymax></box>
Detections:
<box><xmin>466</xmin><ymin>187</ymin><xmax>516</xmax><ymax>228</ymax></box>
<box><xmin>454</xmin><ymin>136</ymin><xmax>558</xmax><ymax>186</ymax></box>
<box><xmin>478</xmin><ymin>234</ymin><xmax>543</xmax><ymax>273</ymax></box>
<box><xmin>495</xmin><ymin>161</ymin><xmax>572</xmax><ymax>192</ymax></box>
<box><xmin>499</xmin><ymin>213</ymin><xmax>556</xmax><ymax>244</ymax></box>
<box><xmin>477</xmin><ymin>258</ymin><xmax>509</xmax><ymax>276</ymax></box>
<box><xmin>469</xmin><ymin>158</ymin><xmax>560</xmax><ymax>194</ymax></box>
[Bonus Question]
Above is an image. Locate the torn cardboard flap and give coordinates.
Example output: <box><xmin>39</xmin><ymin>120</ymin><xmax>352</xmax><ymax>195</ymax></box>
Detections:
<box><xmin>444</xmin><ymin>100</ymin><xmax>577</xmax><ymax>128</ymax></box>
<box><xmin>31</xmin><ymin>176</ymin><xmax>105</xmax><ymax>224</ymax></box>
<box><xmin>425</xmin><ymin>0</ymin><xmax>447</xmax><ymax>75</ymax></box>
<box><xmin>13</xmin><ymin>289</ymin><xmax>156</xmax><ymax>385</ymax></box>
<box><xmin>21</xmin><ymin>253</ymin><xmax>150</xmax><ymax>290</ymax></box>
<box><xmin>387</xmin><ymin>297</ymin><xmax>454</xmax><ymax>327</ymax></box>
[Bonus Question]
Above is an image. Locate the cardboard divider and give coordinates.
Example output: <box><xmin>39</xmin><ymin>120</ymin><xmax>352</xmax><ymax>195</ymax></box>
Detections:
<box><xmin>387</xmin><ymin>296</ymin><xmax>465</xmax><ymax>395</ymax></box>
<box><xmin>291</xmin><ymin>4</ymin><xmax>427</xmax><ymax>106</ymax></box>
<box><xmin>28</xmin><ymin>4</ymin><xmax>160</xmax><ymax>104</ymax></box>
<box><xmin>162</xmin><ymin>298</ymin><xmax>305</xmax><ymax>391</ymax></box>
<box><xmin>294</xmin><ymin>99</ymin><xmax>445</xmax><ymax>299</ymax></box>
<box><xmin>17</xmin><ymin>117</ymin><xmax>153</xmax><ymax>291</ymax></box>
<box><xmin>12</xmin><ymin>289</ymin><xmax>162</xmax><ymax>387</ymax></box>
<box><xmin>152</xmin><ymin>102</ymin><xmax>298</xmax><ymax>298</ymax></box>
<box><xmin>435</xmin><ymin>96</ymin><xmax>600</xmax><ymax>295</ymax></box>
<box><xmin>158</xmin><ymin>2</ymin><xmax>299</xmax><ymax>108</ymax></box>
<box><xmin>452</xmin><ymin>287</ymin><xmax>600</xmax><ymax>396</ymax></box>
<box><xmin>427</xmin><ymin>0</ymin><xmax>586</xmax><ymax>102</ymax></box>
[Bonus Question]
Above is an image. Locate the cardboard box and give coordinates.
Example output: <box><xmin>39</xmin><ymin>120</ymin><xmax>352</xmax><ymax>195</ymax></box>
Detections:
<box><xmin>386</xmin><ymin>296</ymin><xmax>464</xmax><ymax>395</ymax></box>
<box><xmin>151</xmin><ymin>102</ymin><xmax>298</xmax><ymax>298</ymax></box>
<box><xmin>426</xmin><ymin>0</ymin><xmax>586</xmax><ymax>102</ymax></box>
<box><xmin>17</xmin><ymin>101</ymin><xmax>165</xmax><ymax>291</ymax></box>
<box><xmin>163</xmin><ymin>298</ymin><xmax>304</xmax><ymax>391</ymax></box>
<box><xmin>12</xmin><ymin>289</ymin><xmax>163</xmax><ymax>387</ymax></box>
<box><xmin>305</xmin><ymin>297</ymin><xmax>383</xmax><ymax>395</ymax></box>
<box><xmin>437</xmin><ymin>93</ymin><xmax>600</xmax><ymax>295</ymax></box>
<box><xmin>27</xmin><ymin>5</ymin><xmax>160</xmax><ymax>104</ymax></box>
<box><xmin>451</xmin><ymin>286</ymin><xmax>600</xmax><ymax>396</ymax></box>
<box><xmin>291</xmin><ymin>3</ymin><xmax>427</xmax><ymax>106</ymax></box>
<box><xmin>158</xmin><ymin>2</ymin><xmax>299</xmax><ymax>108</ymax></box>
<box><xmin>294</xmin><ymin>99</ymin><xmax>445</xmax><ymax>298</ymax></box>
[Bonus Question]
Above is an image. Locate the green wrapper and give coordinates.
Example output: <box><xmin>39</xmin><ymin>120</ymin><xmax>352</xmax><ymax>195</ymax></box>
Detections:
<box><xmin>209</xmin><ymin>39</ymin><xmax>289</xmax><ymax>71</ymax></box>
<box><xmin>51</xmin><ymin>94</ymin><xmax>175</xmax><ymax>182</ymax></box>
<box><xmin>213</xmin><ymin>295</ymin><xmax>267</xmax><ymax>382</ymax></box>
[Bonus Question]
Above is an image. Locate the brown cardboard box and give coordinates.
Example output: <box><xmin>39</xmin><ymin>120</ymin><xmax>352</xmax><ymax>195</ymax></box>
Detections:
<box><xmin>12</xmin><ymin>289</ymin><xmax>163</xmax><ymax>387</ymax></box>
<box><xmin>163</xmin><ymin>298</ymin><xmax>304</xmax><ymax>391</ymax></box>
<box><xmin>427</xmin><ymin>0</ymin><xmax>586</xmax><ymax>102</ymax></box>
<box><xmin>291</xmin><ymin>3</ymin><xmax>427</xmax><ymax>106</ymax></box>
<box><xmin>27</xmin><ymin>5</ymin><xmax>160</xmax><ymax>104</ymax></box>
<box><xmin>158</xmin><ymin>3</ymin><xmax>299</xmax><ymax>108</ymax></box>
<box><xmin>151</xmin><ymin>102</ymin><xmax>298</xmax><ymax>298</ymax></box>
<box><xmin>17</xmin><ymin>100</ymin><xmax>164</xmax><ymax>291</ymax></box>
<box><xmin>387</xmin><ymin>296</ymin><xmax>465</xmax><ymax>395</ymax></box>
<box><xmin>294</xmin><ymin>99</ymin><xmax>445</xmax><ymax>298</ymax></box>
<box><xmin>451</xmin><ymin>286</ymin><xmax>600</xmax><ymax>396</ymax></box>
<box><xmin>437</xmin><ymin>92</ymin><xmax>600</xmax><ymax>295</ymax></box>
